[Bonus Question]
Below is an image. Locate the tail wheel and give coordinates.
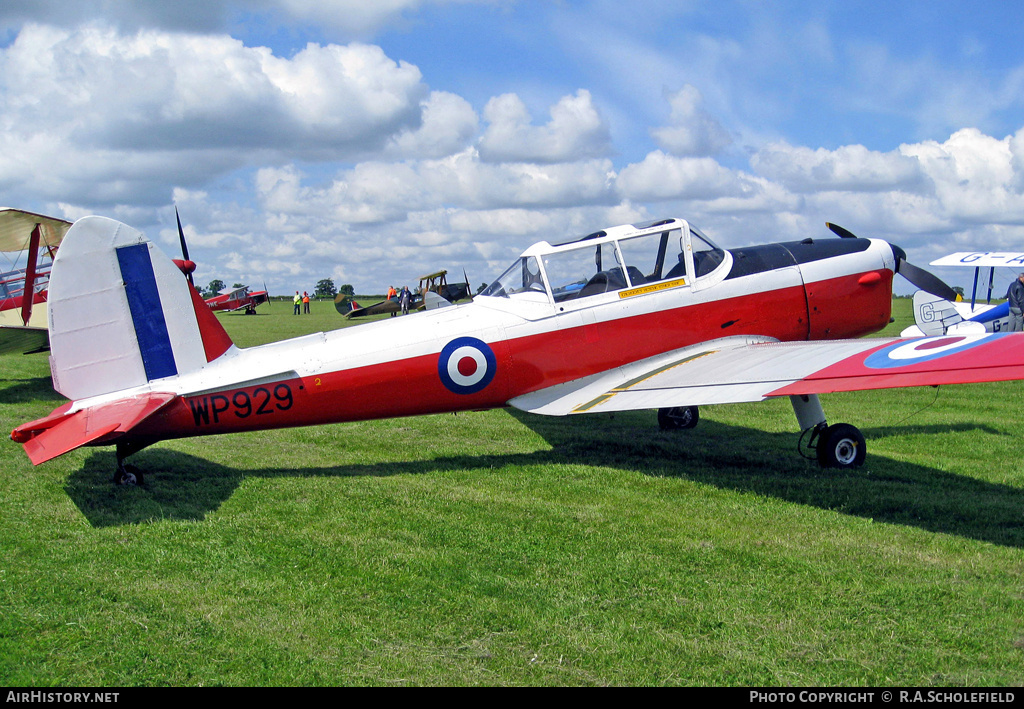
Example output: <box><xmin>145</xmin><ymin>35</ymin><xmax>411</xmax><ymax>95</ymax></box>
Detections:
<box><xmin>816</xmin><ymin>423</ymin><xmax>866</xmax><ymax>468</ymax></box>
<box><xmin>658</xmin><ymin>406</ymin><xmax>699</xmax><ymax>430</ymax></box>
<box><xmin>113</xmin><ymin>464</ymin><xmax>144</xmax><ymax>486</ymax></box>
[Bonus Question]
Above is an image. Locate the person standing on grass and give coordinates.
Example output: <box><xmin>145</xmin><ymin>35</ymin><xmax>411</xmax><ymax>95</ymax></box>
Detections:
<box><xmin>1008</xmin><ymin>273</ymin><xmax>1024</xmax><ymax>332</ymax></box>
<box><xmin>387</xmin><ymin>285</ymin><xmax>397</xmax><ymax>316</ymax></box>
<box><xmin>293</xmin><ymin>291</ymin><xmax>301</xmax><ymax>315</ymax></box>
<box><xmin>303</xmin><ymin>291</ymin><xmax>310</xmax><ymax>314</ymax></box>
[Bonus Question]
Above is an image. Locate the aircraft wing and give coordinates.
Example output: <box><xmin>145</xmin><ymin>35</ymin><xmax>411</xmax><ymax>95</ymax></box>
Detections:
<box><xmin>0</xmin><ymin>208</ymin><xmax>72</xmax><ymax>251</ymax></box>
<box><xmin>509</xmin><ymin>333</ymin><xmax>1024</xmax><ymax>416</ymax></box>
<box><xmin>930</xmin><ymin>252</ymin><xmax>1024</xmax><ymax>268</ymax></box>
<box><xmin>12</xmin><ymin>392</ymin><xmax>178</xmax><ymax>465</ymax></box>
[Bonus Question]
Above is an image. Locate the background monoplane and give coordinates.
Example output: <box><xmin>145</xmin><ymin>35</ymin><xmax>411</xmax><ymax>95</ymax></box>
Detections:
<box><xmin>339</xmin><ymin>269</ymin><xmax>471</xmax><ymax>318</ymax></box>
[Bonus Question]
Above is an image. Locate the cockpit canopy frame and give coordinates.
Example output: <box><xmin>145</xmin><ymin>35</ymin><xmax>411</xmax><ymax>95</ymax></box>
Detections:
<box><xmin>479</xmin><ymin>218</ymin><xmax>727</xmax><ymax>304</ymax></box>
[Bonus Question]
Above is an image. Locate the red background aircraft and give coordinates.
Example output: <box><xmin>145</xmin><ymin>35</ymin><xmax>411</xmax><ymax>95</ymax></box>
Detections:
<box><xmin>204</xmin><ymin>285</ymin><xmax>269</xmax><ymax>314</ymax></box>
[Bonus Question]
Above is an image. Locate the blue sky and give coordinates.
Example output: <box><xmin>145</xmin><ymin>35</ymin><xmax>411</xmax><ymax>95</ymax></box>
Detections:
<box><xmin>2</xmin><ymin>0</ymin><xmax>1024</xmax><ymax>295</ymax></box>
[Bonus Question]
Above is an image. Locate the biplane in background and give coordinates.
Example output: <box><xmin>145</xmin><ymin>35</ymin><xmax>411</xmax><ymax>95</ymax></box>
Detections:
<box><xmin>902</xmin><ymin>251</ymin><xmax>1024</xmax><ymax>337</ymax></box>
<box><xmin>0</xmin><ymin>208</ymin><xmax>72</xmax><ymax>354</ymax></box>
<box><xmin>205</xmin><ymin>285</ymin><xmax>269</xmax><ymax>314</ymax></box>
<box><xmin>13</xmin><ymin>216</ymin><xmax>1024</xmax><ymax>484</ymax></box>
<box><xmin>338</xmin><ymin>269</ymin><xmax>471</xmax><ymax>318</ymax></box>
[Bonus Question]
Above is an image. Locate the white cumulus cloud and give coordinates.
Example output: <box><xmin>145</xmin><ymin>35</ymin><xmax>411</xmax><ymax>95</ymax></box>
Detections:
<box><xmin>478</xmin><ymin>90</ymin><xmax>612</xmax><ymax>164</ymax></box>
<box><xmin>651</xmin><ymin>85</ymin><xmax>732</xmax><ymax>157</ymax></box>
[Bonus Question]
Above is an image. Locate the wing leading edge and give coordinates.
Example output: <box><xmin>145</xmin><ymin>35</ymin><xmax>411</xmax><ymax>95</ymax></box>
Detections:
<box><xmin>509</xmin><ymin>333</ymin><xmax>1024</xmax><ymax>416</ymax></box>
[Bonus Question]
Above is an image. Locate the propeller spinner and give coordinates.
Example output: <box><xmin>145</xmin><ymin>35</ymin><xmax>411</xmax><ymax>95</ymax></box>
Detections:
<box><xmin>826</xmin><ymin>223</ymin><xmax>958</xmax><ymax>301</ymax></box>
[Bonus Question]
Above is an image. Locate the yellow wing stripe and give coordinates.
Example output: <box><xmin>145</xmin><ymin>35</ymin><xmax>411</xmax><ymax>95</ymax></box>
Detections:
<box><xmin>571</xmin><ymin>350</ymin><xmax>717</xmax><ymax>413</ymax></box>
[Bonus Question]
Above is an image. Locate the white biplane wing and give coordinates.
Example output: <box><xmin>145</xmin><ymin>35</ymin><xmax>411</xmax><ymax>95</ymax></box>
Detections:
<box><xmin>510</xmin><ymin>334</ymin><xmax>1024</xmax><ymax>416</ymax></box>
<box><xmin>929</xmin><ymin>252</ymin><xmax>1024</xmax><ymax>269</ymax></box>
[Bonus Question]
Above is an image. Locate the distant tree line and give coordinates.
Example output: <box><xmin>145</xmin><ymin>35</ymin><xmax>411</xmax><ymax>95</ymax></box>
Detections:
<box><xmin>202</xmin><ymin>277</ymin><xmax>360</xmax><ymax>300</ymax></box>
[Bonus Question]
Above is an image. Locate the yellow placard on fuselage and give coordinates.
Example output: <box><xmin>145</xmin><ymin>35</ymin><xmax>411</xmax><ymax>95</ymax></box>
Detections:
<box><xmin>618</xmin><ymin>277</ymin><xmax>687</xmax><ymax>299</ymax></box>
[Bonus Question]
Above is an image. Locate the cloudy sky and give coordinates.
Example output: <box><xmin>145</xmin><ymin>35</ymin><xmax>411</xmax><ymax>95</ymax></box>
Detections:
<box><xmin>3</xmin><ymin>0</ymin><xmax>1024</xmax><ymax>296</ymax></box>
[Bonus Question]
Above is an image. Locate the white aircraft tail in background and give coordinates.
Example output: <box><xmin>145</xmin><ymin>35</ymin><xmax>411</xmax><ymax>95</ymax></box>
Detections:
<box><xmin>902</xmin><ymin>251</ymin><xmax>1021</xmax><ymax>337</ymax></box>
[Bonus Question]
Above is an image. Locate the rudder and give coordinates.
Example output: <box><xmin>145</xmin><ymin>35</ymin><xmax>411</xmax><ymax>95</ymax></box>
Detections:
<box><xmin>48</xmin><ymin>216</ymin><xmax>233</xmax><ymax>401</ymax></box>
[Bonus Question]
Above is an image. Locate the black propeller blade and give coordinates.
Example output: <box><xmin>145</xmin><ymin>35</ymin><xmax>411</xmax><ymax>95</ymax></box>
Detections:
<box><xmin>895</xmin><ymin>258</ymin><xmax>959</xmax><ymax>302</ymax></box>
<box><xmin>826</xmin><ymin>222</ymin><xmax>857</xmax><ymax>239</ymax></box>
<box><xmin>826</xmin><ymin>222</ymin><xmax>958</xmax><ymax>302</ymax></box>
<box><xmin>175</xmin><ymin>206</ymin><xmax>194</xmax><ymax>287</ymax></box>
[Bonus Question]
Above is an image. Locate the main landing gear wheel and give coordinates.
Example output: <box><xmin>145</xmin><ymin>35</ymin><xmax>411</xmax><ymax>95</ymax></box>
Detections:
<box><xmin>658</xmin><ymin>406</ymin><xmax>699</xmax><ymax>430</ymax></box>
<box><xmin>815</xmin><ymin>423</ymin><xmax>866</xmax><ymax>468</ymax></box>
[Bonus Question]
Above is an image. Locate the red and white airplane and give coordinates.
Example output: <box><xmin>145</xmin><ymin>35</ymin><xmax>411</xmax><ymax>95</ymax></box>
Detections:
<box><xmin>12</xmin><ymin>215</ymin><xmax>1024</xmax><ymax>484</ymax></box>
<box><xmin>204</xmin><ymin>285</ymin><xmax>269</xmax><ymax>314</ymax></box>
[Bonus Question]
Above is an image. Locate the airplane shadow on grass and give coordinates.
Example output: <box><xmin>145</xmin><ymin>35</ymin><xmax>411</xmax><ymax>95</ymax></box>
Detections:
<box><xmin>0</xmin><ymin>376</ymin><xmax>66</xmax><ymax>404</ymax></box>
<box><xmin>66</xmin><ymin>410</ymin><xmax>1024</xmax><ymax>548</ymax></box>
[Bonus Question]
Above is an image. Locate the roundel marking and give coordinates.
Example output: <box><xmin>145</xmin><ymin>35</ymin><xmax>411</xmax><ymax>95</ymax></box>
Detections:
<box><xmin>863</xmin><ymin>334</ymin><xmax>1004</xmax><ymax>370</ymax></box>
<box><xmin>438</xmin><ymin>337</ymin><xmax>497</xmax><ymax>394</ymax></box>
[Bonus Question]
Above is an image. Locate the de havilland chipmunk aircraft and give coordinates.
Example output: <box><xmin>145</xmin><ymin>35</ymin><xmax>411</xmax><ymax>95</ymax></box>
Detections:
<box><xmin>12</xmin><ymin>216</ymin><xmax>1024</xmax><ymax>484</ymax></box>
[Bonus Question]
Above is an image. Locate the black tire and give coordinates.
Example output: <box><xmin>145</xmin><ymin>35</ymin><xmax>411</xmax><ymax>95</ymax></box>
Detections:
<box><xmin>816</xmin><ymin>423</ymin><xmax>866</xmax><ymax>468</ymax></box>
<box><xmin>113</xmin><ymin>465</ymin><xmax>144</xmax><ymax>486</ymax></box>
<box><xmin>658</xmin><ymin>406</ymin><xmax>699</xmax><ymax>430</ymax></box>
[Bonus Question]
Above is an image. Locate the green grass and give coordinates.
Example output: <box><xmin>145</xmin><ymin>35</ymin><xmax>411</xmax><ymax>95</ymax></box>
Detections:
<box><xmin>1</xmin><ymin>301</ymin><xmax>1022</xmax><ymax>686</ymax></box>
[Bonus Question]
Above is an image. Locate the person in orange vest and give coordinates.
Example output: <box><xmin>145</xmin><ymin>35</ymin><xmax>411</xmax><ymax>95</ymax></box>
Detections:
<box><xmin>387</xmin><ymin>285</ymin><xmax>397</xmax><ymax>316</ymax></box>
<box><xmin>302</xmin><ymin>291</ymin><xmax>310</xmax><ymax>314</ymax></box>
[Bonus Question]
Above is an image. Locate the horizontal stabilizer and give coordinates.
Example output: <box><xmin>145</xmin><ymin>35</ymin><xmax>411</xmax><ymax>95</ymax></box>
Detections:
<box><xmin>12</xmin><ymin>392</ymin><xmax>177</xmax><ymax>465</ymax></box>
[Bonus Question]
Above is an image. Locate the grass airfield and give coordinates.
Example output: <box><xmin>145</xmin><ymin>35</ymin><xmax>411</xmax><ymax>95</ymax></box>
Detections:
<box><xmin>1</xmin><ymin>299</ymin><xmax>1022</xmax><ymax>686</ymax></box>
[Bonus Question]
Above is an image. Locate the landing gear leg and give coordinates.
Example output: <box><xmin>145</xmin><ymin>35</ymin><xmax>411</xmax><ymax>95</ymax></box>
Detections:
<box><xmin>789</xmin><ymin>394</ymin><xmax>866</xmax><ymax>469</ymax></box>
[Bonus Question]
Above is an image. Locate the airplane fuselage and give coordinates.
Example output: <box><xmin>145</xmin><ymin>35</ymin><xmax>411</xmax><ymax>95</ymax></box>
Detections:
<box><xmin>122</xmin><ymin>235</ymin><xmax>895</xmax><ymax>445</ymax></box>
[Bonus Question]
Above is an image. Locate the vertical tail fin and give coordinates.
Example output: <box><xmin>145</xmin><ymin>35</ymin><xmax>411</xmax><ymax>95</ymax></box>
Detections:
<box><xmin>48</xmin><ymin>216</ymin><xmax>233</xmax><ymax>401</ymax></box>
<box><xmin>910</xmin><ymin>290</ymin><xmax>962</xmax><ymax>337</ymax></box>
